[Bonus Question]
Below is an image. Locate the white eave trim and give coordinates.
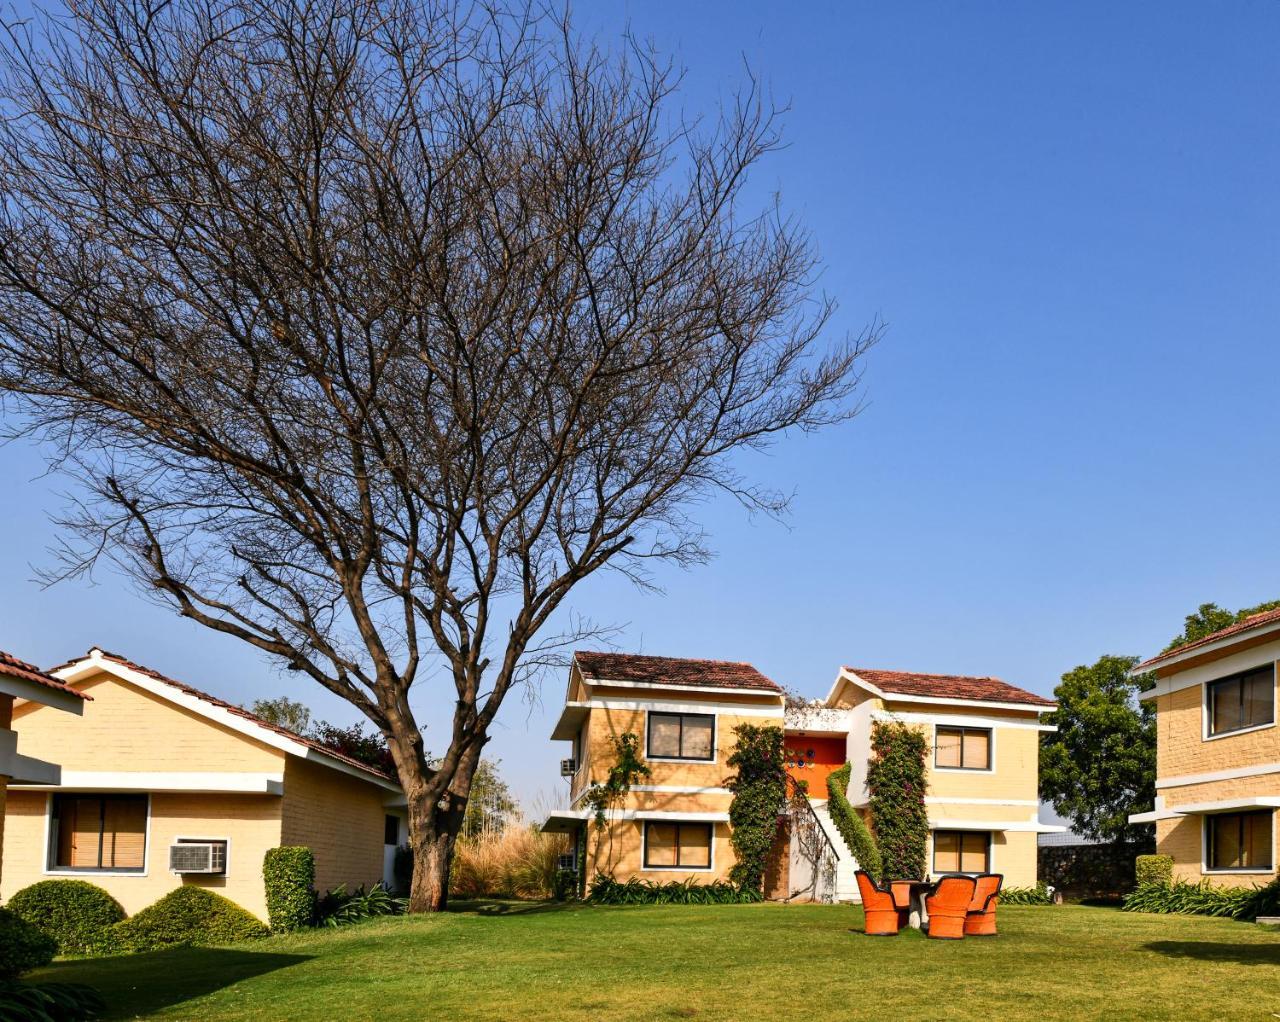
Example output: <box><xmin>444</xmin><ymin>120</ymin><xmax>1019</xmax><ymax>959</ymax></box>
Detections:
<box><xmin>1155</xmin><ymin>762</ymin><xmax>1280</xmax><ymax>790</ymax></box>
<box><xmin>10</xmin><ymin>770</ymin><xmax>285</xmax><ymax>794</ymax></box>
<box><xmin>927</xmin><ymin>818</ymin><xmax>1067</xmax><ymax>834</ymax></box>
<box><xmin>1136</xmin><ymin>622</ymin><xmax>1280</xmax><ymax>679</ymax></box>
<box><xmin>826</xmin><ymin>669</ymin><xmax>1055</xmax><ymax>715</ymax></box>
<box><xmin>0</xmin><ymin>752</ymin><xmax>61</xmax><ymax>785</ymax></box>
<box><xmin>584</xmin><ymin>677</ymin><xmax>784</xmax><ymax>700</ymax></box>
<box><xmin>1</xmin><ymin>675</ymin><xmax>86</xmax><ymax>714</ymax></box>
<box><xmin>870</xmin><ymin>709</ymin><xmax>1056</xmax><ymax>732</ymax></box>
<box><xmin>540</xmin><ymin>808</ymin><xmax>731</xmax><ymax>832</ymax></box>
<box><xmin>1165</xmin><ymin>796</ymin><xmax>1280</xmax><ymax>816</ymax></box>
<box><xmin>53</xmin><ymin>650</ymin><xmax>401</xmax><ymax>793</ymax></box>
<box><xmin>550</xmin><ymin>701</ymin><xmax>590</xmax><ymax>741</ymax></box>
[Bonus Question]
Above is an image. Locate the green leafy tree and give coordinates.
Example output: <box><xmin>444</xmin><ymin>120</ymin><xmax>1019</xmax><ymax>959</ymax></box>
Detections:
<box><xmin>1039</xmin><ymin>655</ymin><xmax>1155</xmax><ymax>843</ymax></box>
<box><xmin>866</xmin><ymin>722</ymin><xmax>929</xmax><ymax>880</ymax></box>
<box><xmin>249</xmin><ymin>697</ymin><xmax>312</xmax><ymax>736</ymax></box>
<box><xmin>725</xmin><ymin>724</ymin><xmax>788</xmax><ymax>892</ymax></box>
<box><xmin>1164</xmin><ymin>599</ymin><xmax>1280</xmax><ymax>652</ymax></box>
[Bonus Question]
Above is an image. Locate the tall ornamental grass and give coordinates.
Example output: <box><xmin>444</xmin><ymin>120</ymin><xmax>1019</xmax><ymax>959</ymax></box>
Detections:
<box><xmin>450</xmin><ymin>826</ymin><xmax>568</xmax><ymax>900</ymax></box>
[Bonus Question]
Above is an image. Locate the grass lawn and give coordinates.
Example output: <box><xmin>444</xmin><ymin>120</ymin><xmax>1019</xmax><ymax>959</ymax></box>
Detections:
<box><xmin>29</xmin><ymin>902</ymin><xmax>1280</xmax><ymax>1021</ymax></box>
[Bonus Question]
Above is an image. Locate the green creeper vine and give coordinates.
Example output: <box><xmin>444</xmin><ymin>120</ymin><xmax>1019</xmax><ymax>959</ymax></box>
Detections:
<box><xmin>726</xmin><ymin>724</ymin><xmax>788</xmax><ymax>893</ymax></box>
<box><xmin>582</xmin><ymin>732</ymin><xmax>651</xmax><ymax>875</ymax></box>
<box><xmin>866</xmin><ymin>720</ymin><xmax>929</xmax><ymax>880</ymax></box>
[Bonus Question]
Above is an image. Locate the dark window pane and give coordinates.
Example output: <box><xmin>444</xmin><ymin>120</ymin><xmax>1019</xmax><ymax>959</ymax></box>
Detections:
<box><xmin>384</xmin><ymin>815</ymin><xmax>400</xmax><ymax>845</ymax></box>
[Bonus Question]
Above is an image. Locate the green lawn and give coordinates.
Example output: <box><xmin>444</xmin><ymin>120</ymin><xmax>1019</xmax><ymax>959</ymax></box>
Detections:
<box><xmin>29</xmin><ymin>902</ymin><xmax>1280</xmax><ymax>1021</ymax></box>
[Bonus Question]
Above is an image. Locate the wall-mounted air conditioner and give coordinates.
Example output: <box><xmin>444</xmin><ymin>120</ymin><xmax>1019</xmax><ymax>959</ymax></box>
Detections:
<box><xmin>169</xmin><ymin>841</ymin><xmax>227</xmax><ymax>874</ymax></box>
<box><xmin>559</xmin><ymin>758</ymin><xmax>577</xmax><ymax>777</ymax></box>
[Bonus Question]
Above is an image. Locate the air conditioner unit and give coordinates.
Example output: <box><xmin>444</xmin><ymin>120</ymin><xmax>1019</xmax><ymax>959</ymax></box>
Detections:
<box><xmin>557</xmin><ymin>854</ymin><xmax>577</xmax><ymax>872</ymax></box>
<box><xmin>559</xmin><ymin>758</ymin><xmax>577</xmax><ymax>777</ymax></box>
<box><xmin>169</xmin><ymin>842</ymin><xmax>227</xmax><ymax>875</ymax></box>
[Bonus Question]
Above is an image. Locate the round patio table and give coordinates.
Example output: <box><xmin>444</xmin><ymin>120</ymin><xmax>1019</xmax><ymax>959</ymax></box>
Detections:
<box><xmin>903</xmin><ymin>880</ymin><xmax>933</xmax><ymax>929</ymax></box>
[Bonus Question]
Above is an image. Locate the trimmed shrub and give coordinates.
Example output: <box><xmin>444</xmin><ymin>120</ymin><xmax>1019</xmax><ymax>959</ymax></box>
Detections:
<box><xmin>586</xmin><ymin>874</ymin><xmax>762</xmax><ymax>905</ymax></box>
<box><xmin>108</xmin><ymin>887</ymin><xmax>267</xmax><ymax>953</ymax></box>
<box><xmin>0</xmin><ymin>908</ymin><xmax>57</xmax><ymax>979</ymax></box>
<box><xmin>826</xmin><ymin>763</ymin><xmax>883</xmax><ymax>883</ymax></box>
<box><xmin>1000</xmin><ymin>883</ymin><xmax>1053</xmax><ymax>906</ymax></box>
<box><xmin>0</xmin><ymin>981</ymin><xmax>105</xmax><ymax>1021</ymax></box>
<box><xmin>1134</xmin><ymin>854</ymin><xmax>1173</xmax><ymax>888</ymax></box>
<box><xmin>6</xmin><ymin>880</ymin><xmax>125</xmax><ymax>955</ymax></box>
<box><xmin>262</xmin><ymin>846</ymin><xmax>317</xmax><ymax>932</ymax></box>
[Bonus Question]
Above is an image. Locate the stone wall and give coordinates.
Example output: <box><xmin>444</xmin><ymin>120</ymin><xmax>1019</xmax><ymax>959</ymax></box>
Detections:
<box><xmin>1037</xmin><ymin>839</ymin><xmax>1153</xmax><ymax>901</ymax></box>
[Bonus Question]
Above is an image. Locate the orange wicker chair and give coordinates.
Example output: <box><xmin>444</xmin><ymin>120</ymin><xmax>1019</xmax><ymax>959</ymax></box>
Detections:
<box><xmin>855</xmin><ymin>871</ymin><xmax>901</xmax><ymax>936</ymax></box>
<box><xmin>924</xmin><ymin>875</ymin><xmax>976</xmax><ymax>940</ymax></box>
<box><xmin>965</xmin><ymin>873</ymin><xmax>1003</xmax><ymax>936</ymax></box>
<box><xmin>889</xmin><ymin>880</ymin><xmax>917</xmax><ymax>928</ymax></box>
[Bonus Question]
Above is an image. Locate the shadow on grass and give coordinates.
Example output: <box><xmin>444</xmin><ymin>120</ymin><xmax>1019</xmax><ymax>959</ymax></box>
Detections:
<box><xmin>451</xmin><ymin>899</ymin><xmax>576</xmax><ymax>917</ymax></box>
<box><xmin>1143</xmin><ymin>940</ymin><xmax>1280</xmax><ymax>966</ymax></box>
<box><xmin>35</xmin><ymin>947</ymin><xmax>311</xmax><ymax>1019</ymax></box>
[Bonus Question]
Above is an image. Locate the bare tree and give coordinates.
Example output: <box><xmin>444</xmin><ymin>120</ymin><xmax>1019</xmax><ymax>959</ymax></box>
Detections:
<box><xmin>0</xmin><ymin>0</ymin><xmax>874</xmax><ymax>910</ymax></box>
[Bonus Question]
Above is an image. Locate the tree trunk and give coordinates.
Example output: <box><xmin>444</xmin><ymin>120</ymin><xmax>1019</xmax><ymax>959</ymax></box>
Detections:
<box><xmin>399</xmin><ymin>741</ymin><xmax>480</xmax><ymax>913</ymax></box>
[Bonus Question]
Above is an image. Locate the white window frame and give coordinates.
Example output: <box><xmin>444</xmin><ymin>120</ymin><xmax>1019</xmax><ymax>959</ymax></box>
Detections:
<box><xmin>931</xmin><ymin>724</ymin><xmax>996</xmax><ymax>775</ymax></box>
<box><xmin>42</xmin><ymin>792</ymin><xmax>152</xmax><ymax>878</ymax></box>
<box><xmin>1201</xmin><ymin>662</ymin><xmax>1277</xmax><ymax>742</ymax></box>
<box><xmin>930</xmin><ymin>828</ymin><xmax>993</xmax><ymax>876</ymax></box>
<box><xmin>644</xmin><ymin>711</ymin><xmax>717</xmax><ymax>763</ymax></box>
<box><xmin>639</xmin><ymin>820</ymin><xmax>716</xmax><ymax>873</ymax></box>
<box><xmin>1201</xmin><ymin>809</ymin><xmax>1276</xmax><ymax>876</ymax></box>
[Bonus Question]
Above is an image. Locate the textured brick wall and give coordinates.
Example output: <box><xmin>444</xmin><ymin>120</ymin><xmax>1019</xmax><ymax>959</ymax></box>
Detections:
<box><xmin>279</xmin><ymin>756</ymin><xmax>387</xmax><ymax>894</ymax></box>
<box><xmin>1037</xmin><ymin>840</ymin><xmax>1153</xmax><ymax>900</ymax></box>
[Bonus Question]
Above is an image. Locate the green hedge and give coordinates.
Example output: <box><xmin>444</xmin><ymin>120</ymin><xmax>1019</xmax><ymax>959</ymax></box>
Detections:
<box><xmin>0</xmin><ymin>908</ymin><xmax>56</xmax><ymax>979</ymax></box>
<box><xmin>108</xmin><ymin>887</ymin><xmax>268</xmax><ymax>953</ymax></box>
<box><xmin>1134</xmin><ymin>854</ymin><xmax>1173</xmax><ymax>888</ymax></box>
<box><xmin>6</xmin><ymin>879</ymin><xmax>125</xmax><ymax>955</ymax></box>
<box><xmin>826</xmin><ymin>763</ymin><xmax>882</xmax><ymax>883</ymax></box>
<box><xmin>1123</xmin><ymin>877</ymin><xmax>1280</xmax><ymax>922</ymax></box>
<box><xmin>586</xmin><ymin>874</ymin><xmax>763</xmax><ymax>905</ymax></box>
<box><xmin>263</xmin><ymin>846</ymin><xmax>316</xmax><ymax>932</ymax></box>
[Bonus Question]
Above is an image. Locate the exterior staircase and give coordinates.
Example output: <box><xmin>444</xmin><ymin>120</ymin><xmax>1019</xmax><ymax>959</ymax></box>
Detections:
<box><xmin>808</xmin><ymin>799</ymin><xmax>860</xmax><ymax>902</ymax></box>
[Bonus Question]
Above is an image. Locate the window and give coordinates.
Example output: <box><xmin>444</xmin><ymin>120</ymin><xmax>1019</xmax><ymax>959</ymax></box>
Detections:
<box><xmin>384</xmin><ymin>815</ymin><xmax>400</xmax><ymax>845</ymax></box>
<box><xmin>646</xmin><ymin>712</ymin><xmax>714</xmax><ymax>760</ymax></box>
<box><xmin>933</xmin><ymin>830</ymin><xmax>989</xmax><ymax>874</ymax></box>
<box><xmin>934</xmin><ymin>727</ymin><xmax>991</xmax><ymax>770</ymax></box>
<box><xmin>1206</xmin><ymin>811</ymin><xmax>1273</xmax><ymax>871</ymax></box>
<box><xmin>50</xmin><ymin>794</ymin><xmax>147</xmax><ymax>872</ymax></box>
<box><xmin>643</xmin><ymin>822</ymin><xmax>713</xmax><ymax>869</ymax></box>
<box><xmin>1207</xmin><ymin>665</ymin><xmax>1275</xmax><ymax>737</ymax></box>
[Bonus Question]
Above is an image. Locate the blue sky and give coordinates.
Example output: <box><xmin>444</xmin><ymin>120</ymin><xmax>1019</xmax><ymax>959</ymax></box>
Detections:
<box><xmin>2</xmin><ymin>1</ymin><xmax>1279</xmax><ymax>809</ymax></box>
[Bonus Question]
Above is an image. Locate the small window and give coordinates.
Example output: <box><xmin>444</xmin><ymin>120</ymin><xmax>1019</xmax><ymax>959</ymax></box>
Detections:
<box><xmin>646</xmin><ymin>713</ymin><xmax>715</xmax><ymax>761</ymax></box>
<box><xmin>933</xmin><ymin>830</ymin><xmax>989</xmax><ymax>874</ymax></box>
<box><xmin>384</xmin><ymin>815</ymin><xmax>400</xmax><ymax>845</ymax></box>
<box><xmin>1207</xmin><ymin>666</ymin><xmax>1275</xmax><ymax>737</ymax></box>
<box><xmin>935</xmin><ymin>727</ymin><xmax>991</xmax><ymax>770</ymax></box>
<box><xmin>643</xmin><ymin>822</ymin><xmax>713</xmax><ymax>869</ymax></box>
<box><xmin>50</xmin><ymin>794</ymin><xmax>147</xmax><ymax>873</ymax></box>
<box><xmin>1206</xmin><ymin>811</ymin><xmax>1273</xmax><ymax>871</ymax></box>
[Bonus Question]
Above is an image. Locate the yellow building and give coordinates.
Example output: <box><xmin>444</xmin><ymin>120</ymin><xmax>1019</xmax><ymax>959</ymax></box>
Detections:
<box><xmin>1</xmin><ymin>648</ymin><xmax>405</xmax><ymax>921</ymax></box>
<box><xmin>0</xmin><ymin>650</ymin><xmax>89</xmax><ymax>888</ymax></box>
<box><xmin>1128</xmin><ymin>610</ymin><xmax>1278</xmax><ymax>887</ymax></box>
<box><xmin>543</xmin><ymin>652</ymin><xmax>1059</xmax><ymax>899</ymax></box>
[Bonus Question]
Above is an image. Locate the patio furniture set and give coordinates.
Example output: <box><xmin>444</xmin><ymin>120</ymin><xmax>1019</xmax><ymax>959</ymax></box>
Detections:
<box><xmin>855</xmin><ymin>871</ymin><xmax>1002</xmax><ymax>939</ymax></box>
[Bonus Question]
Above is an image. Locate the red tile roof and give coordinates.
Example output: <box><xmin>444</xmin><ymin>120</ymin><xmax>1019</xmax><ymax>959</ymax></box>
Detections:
<box><xmin>0</xmin><ymin>649</ymin><xmax>90</xmax><ymax>701</ymax></box>
<box><xmin>845</xmin><ymin>667</ymin><xmax>1054</xmax><ymax>707</ymax></box>
<box><xmin>574</xmin><ymin>651</ymin><xmax>782</xmax><ymax>692</ymax></box>
<box><xmin>54</xmin><ymin>648</ymin><xmax>394</xmax><ymax>783</ymax></box>
<box><xmin>1136</xmin><ymin>607</ymin><xmax>1280</xmax><ymax>671</ymax></box>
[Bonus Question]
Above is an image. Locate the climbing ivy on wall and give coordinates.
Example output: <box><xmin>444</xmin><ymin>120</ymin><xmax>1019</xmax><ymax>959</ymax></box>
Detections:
<box><xmin>866</xmin><ymin>720</ymin><xmax>929</xmax><ymax>880</ymax></box>
<box><xmin>726</xmin><ymin>724</ymin><xmax>789</xmax><ymax>892</ymax></box>
<box><xmin>826</xmin><ymin>763</ymin><xmax>883</xmax><ymax>883</ymax></box>
<box><xmin>582</xmin><ymin>732</ymin><xmax>651</xmax><ymax>875</ymax></box>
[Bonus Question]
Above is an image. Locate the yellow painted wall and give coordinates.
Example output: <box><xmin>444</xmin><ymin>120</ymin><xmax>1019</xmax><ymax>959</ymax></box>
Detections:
<box><xmin>0</xmin><ymin>789</ymin><xmax>283</xmax><ymax>919</ymax></box>
<box><xmin>12</xmin><ymin>672</ymin><xmax>284</xmax><ymax>774</ymax></box>
<box><xmin>587</xmin><ymin>820</ymin><xmax>735</xmax><ymax>883</ymax></box>
<box><xmin>280</xmin><ymin>756</ymin><xmax>388</xmax><ymax>895</ymax></box>
<box><xmin>1155</xmin><ymin>676</ymin><xmax>1280</xmax><ymax>781</ymax></box>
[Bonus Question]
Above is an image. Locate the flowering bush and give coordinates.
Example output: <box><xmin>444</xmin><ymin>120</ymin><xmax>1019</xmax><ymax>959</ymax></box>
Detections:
<box><xmin>867</xmin><ymin>721</ymin><xmax>929</xmax><ymax>880</ymax></box>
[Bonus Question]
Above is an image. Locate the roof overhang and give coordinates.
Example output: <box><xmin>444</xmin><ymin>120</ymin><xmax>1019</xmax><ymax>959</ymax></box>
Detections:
<box><xmin>10</xmin><ymin>770</ymin><xmax>285</xmax><ymax>794</ymax></box>
<box><xmin>52</xmin><ymin>650</ymin><xmax>401</xmax><ymax>793</ymax></box>
<box><xmin>550</xmin><ymin>701</ymin><xmax>591</xmax><ymax>741</ymax></box>
<box><xmin>1135</xmin><ymin>619</ymin><xmax>1280</xmax><ymax>677</ymax></box>
<box><xmin>927</xmin><ymin>818</ymin><xmax>1067</xmax><ymax>834</ymax></box>
<box><xmin>584</xmin><ymin>677</ymin><xmax>784</xmax><ymax>699</ymax></box>
<box><xmin>825</xmin><ymin>668</ymin><xmax>1055</xmax><ymax>715</ymax></box>
<box><xmin>0</xmin><ymin>674</ymin><xmax>86</xmax><ymax>714</ymax></box>
<box><xmin>540</xmin><ymin>808</ymin><xmax>732</xmax><ymax>833</ymax></box>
